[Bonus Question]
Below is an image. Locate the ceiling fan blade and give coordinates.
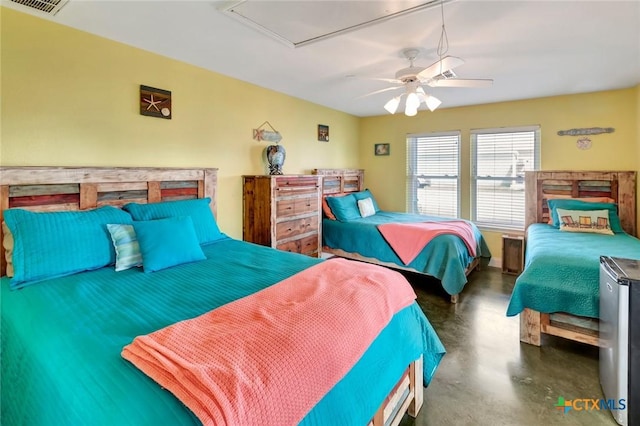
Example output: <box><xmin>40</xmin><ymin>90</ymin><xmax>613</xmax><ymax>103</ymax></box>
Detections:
<box><xmin>429</xmin><ymin>78</ymin><xmax>493</xmax><ymax>88</ymax></box>
<box><xmin>367</xmin><ymin>77</ymin><xmax>403</xmax><ymax>84</ymax></box>
<box><xmin>357</xmin><ymin>85</ymin><xmax>404</xmax><ymax>99</ymax></box>
<box><xmin>417</xmin><ymin>56</ymin><xmax>465</xmax><ymax>79</ymax></box>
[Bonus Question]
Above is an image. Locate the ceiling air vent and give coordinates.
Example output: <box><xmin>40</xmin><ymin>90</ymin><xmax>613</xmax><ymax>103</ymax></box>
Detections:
<box><xmin>9</xmin><ymin>0</ymin><xmax>69</xmax><ymax>15</ymax></box>
<box><xmin>434</xmin><ymin>69</ymin><xmax>457</xmax><ymax>80</ymax></box>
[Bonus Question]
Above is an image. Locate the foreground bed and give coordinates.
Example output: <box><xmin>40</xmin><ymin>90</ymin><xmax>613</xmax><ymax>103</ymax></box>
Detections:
<box><xmin>507</xmin><ymin>170</ymin><xmax>639</xmax><ymax>346</ymax></box>
<box><xmin>0</xmin><ymin>167</ymin><xmax>445</xmax><ymax>426</ymax></box>
<box><xmin>313</xmin><ymin>168</ymin><xmax>490</xmax><ymax>303</ymax></box>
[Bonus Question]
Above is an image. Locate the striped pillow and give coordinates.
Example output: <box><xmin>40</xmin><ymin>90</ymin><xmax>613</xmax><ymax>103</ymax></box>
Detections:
<box><xmin>107</xmin><ymin>224</ymin><xmax>143</xmax><ymax>271</ymax></box>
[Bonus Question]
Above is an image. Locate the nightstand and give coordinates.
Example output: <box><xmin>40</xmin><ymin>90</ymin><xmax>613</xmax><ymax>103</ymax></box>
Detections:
<box><xmin>502</xmin><ymin>234</ymin><xmax>524</xmax><ymax>275</ymax></box>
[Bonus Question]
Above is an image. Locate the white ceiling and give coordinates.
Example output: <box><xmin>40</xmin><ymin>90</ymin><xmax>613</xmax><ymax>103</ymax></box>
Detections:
<box><xmin>4</xmin><ymin>0</ymin><xmax>640</xmax><ymax>117</ymax></box>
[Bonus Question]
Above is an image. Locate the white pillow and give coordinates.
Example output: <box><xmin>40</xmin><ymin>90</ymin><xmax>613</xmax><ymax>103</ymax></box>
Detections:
<box><xmin>357</xmin><ymin>198</ymin><xmax>376</xmax><ymax>218</ymax></box>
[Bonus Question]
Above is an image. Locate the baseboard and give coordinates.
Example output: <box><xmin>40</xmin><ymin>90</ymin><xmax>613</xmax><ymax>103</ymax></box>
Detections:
<box><xmin>488</xmin><ymin>258</ymin><xmax>501</xmax><ymax>269</ymax></box>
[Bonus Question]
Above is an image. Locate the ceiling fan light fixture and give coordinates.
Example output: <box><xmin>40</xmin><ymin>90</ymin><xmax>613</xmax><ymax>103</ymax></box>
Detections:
<box><xmin>405</xmin><ymin>92</ymin><xmax>421</xmax><ymax>110</ymax></box>
<box><xmin>384</xmin><ymin>96</ymin><xmax>402</xmax><ymax>114</ymax></box>
<box><xmin>425</xmin><ymin>95</ymin><xmax>442</xmax><ymax>111</ymax></box>
<box><xmin>404</xmin><ymin>106</ymin><xmax>418</xmax><ymax>117</ymax></box>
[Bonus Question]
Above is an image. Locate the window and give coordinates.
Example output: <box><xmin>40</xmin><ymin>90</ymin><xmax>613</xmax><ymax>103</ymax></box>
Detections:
<box><xmin>471</xmin><ymin>127</ymin><xmax>540</xmax><ymax>230</ymax></box>
<box><xmin>406</xmin><ymin>132</ymin><xmax>460</xmax><ymax>218</ymax></box>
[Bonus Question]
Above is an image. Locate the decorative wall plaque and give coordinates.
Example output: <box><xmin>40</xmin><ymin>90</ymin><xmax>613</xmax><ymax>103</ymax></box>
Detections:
<box><xmin>557</xmin><ymin>127</ymin><xmax>614</xmax><ymax>136</ymax></box>
<box><xmin>140</xmin><ymin>85</ymin><xmax>172</xmax><ymax>119</ymax></box>
<box><xmin>317</xmin><ymin>124</ymin><xmax>329</xmax><ymax>142</ymax></box>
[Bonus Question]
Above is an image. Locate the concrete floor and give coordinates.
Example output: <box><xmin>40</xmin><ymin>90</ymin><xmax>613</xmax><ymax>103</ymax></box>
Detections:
<box><xmin>399</xmin><ymin>267</ymin><xmax>617</xmax><ymax>426</ymax></box>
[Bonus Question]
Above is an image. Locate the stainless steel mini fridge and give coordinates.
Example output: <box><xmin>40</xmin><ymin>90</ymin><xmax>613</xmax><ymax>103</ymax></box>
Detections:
<box><xmin>600</xmin><ymin>256</ymin><xmax>640</xmax><ymax>426</ymax></box>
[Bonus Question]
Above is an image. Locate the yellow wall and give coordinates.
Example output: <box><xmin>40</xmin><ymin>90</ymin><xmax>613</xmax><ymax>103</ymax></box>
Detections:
<box><xmin>2</xmin><ymin>7</ymin><xmax>638</xmax><ymax>260</ymax></box>
<box><xmin>0</xmin><ymin>7</ymin><xmax>360</xmax><ymax>238</ymax></box>
<box><xmin>360</xmin><ymin>88</ymin><xmax>639</xmax><ymax>258</ymax></box>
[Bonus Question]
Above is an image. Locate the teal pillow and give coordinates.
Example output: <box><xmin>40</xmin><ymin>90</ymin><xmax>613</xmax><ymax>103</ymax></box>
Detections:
<box><xmin>3</xmin><ymin>206</ymin><xmax>133</xmax><ymax>289</ymax></box>
<box><xmin>123</xmin><ymin>198</ymin><xmax>224</xmax><ymax>245</ymax></box>
<box><xmin>106</xmin><ymin>224</ymin><xmax>142</xmax><ymax>271</ymax></box>
<box><xmin>326</xmin><ymin>194</ymin><xmax>360</xmax><ymax>222</ymax></box>
<box><xmin>133</xmin><ymin>216</ymin><xmax>206</xmax><ymax>273</ymax></box>
<box><xmin>548</xmin><ymin>199</ymin><xmax>624</xmax><ymax>233</ymax></box>
<box><xmin>353</xmin><ymin>189</ymin><xmax>381</xmax><ymax>212</ymax></box>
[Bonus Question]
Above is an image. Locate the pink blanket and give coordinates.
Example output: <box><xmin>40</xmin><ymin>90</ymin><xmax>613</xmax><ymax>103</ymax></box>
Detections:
<box><xmin>122</xmin><ymin>258</ymin><xmax>416</xmax><ymax>426</ymax></box>
<box><xmin>377</xmin><ymin>220</ymin><xmax>477</xmax><ymax>265</ymax></box>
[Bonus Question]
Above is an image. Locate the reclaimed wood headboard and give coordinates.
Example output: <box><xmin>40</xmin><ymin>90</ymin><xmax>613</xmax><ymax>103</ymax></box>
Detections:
<box><xmin>0</xmin><ymin>166</ymin><xmax>218</xmax><ymax>276</ymax></box>
<box><xmin>524</xmin><ymin>170</ymin><xmax>637</xmax><ymax>236</ymax></box>
<box><xmin>312</xmin><ymin>168</ymin><xmax>364</xmax><ymax>195</ymax></box>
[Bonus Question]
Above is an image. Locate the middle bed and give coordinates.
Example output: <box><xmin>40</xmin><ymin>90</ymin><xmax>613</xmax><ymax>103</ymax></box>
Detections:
<box><xmin>315</xmin><ymin>169</ymin><xmax>491</xmax><ymax>302</ymax></box>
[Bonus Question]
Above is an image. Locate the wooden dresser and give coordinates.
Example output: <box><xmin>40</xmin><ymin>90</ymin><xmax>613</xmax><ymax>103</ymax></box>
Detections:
<box><xmin>242</xmin><ymin>175</ymin><xmax>322</xmax><ymax>257</ymax></box>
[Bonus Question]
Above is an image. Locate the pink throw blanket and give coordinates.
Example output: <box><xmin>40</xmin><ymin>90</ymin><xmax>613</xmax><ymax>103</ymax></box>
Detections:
<box><xmin>377</xmin><ymin>220</ymin><xmax>477</xmax><ymax>265</ymax></box>
<box><xmin>122</xmin><ymin>258</ymin><xmax>416</xmax><ymax>426</ymax></box>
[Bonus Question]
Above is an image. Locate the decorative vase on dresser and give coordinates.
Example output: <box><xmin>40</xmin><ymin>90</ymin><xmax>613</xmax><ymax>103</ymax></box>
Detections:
<box><xmin>242</xmin><ymin>174</ymin><xmax>322</xmax><ymax>257</ymax></box>
<box><xmin>264</xmin><ymin>144</ymin><xmax>286</xmax><ymax>175</ymax></box>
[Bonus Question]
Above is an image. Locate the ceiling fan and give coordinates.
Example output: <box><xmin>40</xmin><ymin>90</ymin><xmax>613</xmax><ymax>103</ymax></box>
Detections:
<box><xmin>369</xmin><ymin>0</ymin><xmax>493</xmax><ymax>116</ymax></box>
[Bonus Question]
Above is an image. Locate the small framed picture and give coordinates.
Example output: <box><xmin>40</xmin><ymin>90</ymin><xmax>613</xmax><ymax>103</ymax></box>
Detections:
<box><xmin>318</xmin><ymin>124</ymin><xmax>329</xmax><ymax>142</ymax></box>
<box><xmin>140</xmin><ymin>85</ymin><xmax>172</xmax><ymax>119</ymax></box>
<box><xmin>375</xmin><ymin>143</ymin><xmax>390</xmax><ymax>156</ymax></box>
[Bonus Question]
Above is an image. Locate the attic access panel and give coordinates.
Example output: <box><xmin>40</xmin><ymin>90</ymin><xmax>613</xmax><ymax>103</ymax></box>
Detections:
<box><xmin>221</xmin><ymin>0</ymin><xmax>443</xmax><ymax>48</ymax></box>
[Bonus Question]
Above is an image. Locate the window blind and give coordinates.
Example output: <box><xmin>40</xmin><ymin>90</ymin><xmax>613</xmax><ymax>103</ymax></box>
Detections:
<box><xmin>406</xmin><ymin>132</ymin><xmax>460</xmax><ymax>218</ymax></box>
<box><xmin>471</xmin><ymin>127</ymin><xmax>540</xmax><ymax>229</ymax></box>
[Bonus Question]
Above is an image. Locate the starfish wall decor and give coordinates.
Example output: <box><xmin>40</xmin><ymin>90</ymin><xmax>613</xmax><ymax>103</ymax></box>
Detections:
<box><xmin>140</xmin><ymin>85</ymin><xmax>172</xmax><ymax>119</ymax></box>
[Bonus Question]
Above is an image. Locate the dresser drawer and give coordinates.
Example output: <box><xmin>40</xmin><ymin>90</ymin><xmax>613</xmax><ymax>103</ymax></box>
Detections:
<box><xmin>276</xmin><ymin>239</ymin><xmax>300</xmax><ymax>253</ymax></box>
<box><xmin>299</xmin><ymin>234</ymin><xmax>319</xmax><ymax>256</ymax></box>
<box><xmin>276</xmin><ymin>216</ymin><xmax>319</xmax><ymax>240</ymax></box>
<box><xmin>275</xmin><ymin>176</ymin><xmax>320</xmax><ymax>189</ymax></box>
<box><xmin>274</xmin><ymin>178</ymin><xmax>320</xmax><ymax>201</ymax></box>
<box><xmin>276</xmin><ymin>234</ymin><xmax>319</xmax><ymax>256</ymax></box>
<box><xmin>276</xmin><ymin>196</ymin><xmax>318</xmax><ymax>218</ymax></box>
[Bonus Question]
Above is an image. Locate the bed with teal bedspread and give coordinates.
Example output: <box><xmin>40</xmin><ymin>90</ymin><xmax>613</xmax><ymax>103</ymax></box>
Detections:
<box><xmin>323</xmin><ymin>211</ymin><xmax>491</xmax><ymax>296</ymax></box>
<box><xmin>1</xmin><ymin>237</ymin><xmax>445</xmax><ymax>425</ymax></box>
<box><xmin>506</xmin><ymin>223</ymin><xmax>640</xmax><ymax>318</ymax></box>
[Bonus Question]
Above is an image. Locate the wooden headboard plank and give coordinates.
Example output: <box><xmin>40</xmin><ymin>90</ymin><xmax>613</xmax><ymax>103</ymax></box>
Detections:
<box><xmin>203</xmin><ymin>169</ymin><xmax>217</xmax><ymax>213</ymax></box>
<box><xmin>525</xmin><ymin>170</ymin><xmax>637</xmax><ymax>237</ymax></box>
<box><xmin>80</xmin><ymin>183</ymin><xmax>98</xmax><ymax>209</ymax></box>
<box><xmin>312</xmin><ymin>169</ymin><xmax>365</xmax><ymax>195</ymax></box>
<box><xmin>0</xmin><ymin>167</ymin><xmax>219</xmax><ymax>277</ymax></box>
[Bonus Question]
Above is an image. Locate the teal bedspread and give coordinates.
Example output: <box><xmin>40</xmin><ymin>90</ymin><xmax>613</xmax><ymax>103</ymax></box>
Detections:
<box><xmin>323</xmin><ymin>212</ymin><xmax>491</xmax><ymax>295</ymax></box>
<box><xmin>506</xmin><ymin>224</ymin><xmax>640</xmax><ymax>318</ymax></box>
<box><xmin>1</xmin><ymin>238</ymin><xmax>445</xmax><ymax>426</ymax></box>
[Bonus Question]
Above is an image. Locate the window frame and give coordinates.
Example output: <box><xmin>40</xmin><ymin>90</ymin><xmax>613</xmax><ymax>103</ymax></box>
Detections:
<box><xmin>406</xmin><ymin>131</ymin><xmax>461</xmax><ymax>218</ymax></box>
<box><xmin>470</xmin><ymin>125</ymin><xmax>541</xmax><ymax>231</ymax></box>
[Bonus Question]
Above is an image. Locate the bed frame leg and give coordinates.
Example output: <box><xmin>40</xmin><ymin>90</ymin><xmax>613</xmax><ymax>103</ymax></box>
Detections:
<box><xmin>408</xmin><ymin>355</ymin><xmax>424</xmax><ymax>417</ymax></box>
<box><xmin>520</xmin><ymin>308</ymin><xmax>541</xmax><ymax>346</ymax></box>
<box><xmin>370</xmin><ymin>356</ymin><xmax>424</xmax><ymax>426</ymax></box>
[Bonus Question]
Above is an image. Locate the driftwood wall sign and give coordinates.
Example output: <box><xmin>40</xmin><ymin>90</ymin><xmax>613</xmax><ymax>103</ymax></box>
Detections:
<box><xmin>557</xmin><ymin>127</ymin><xmax>615</xmax><ymax>150</ymax></box>
<box><xmin>252</xmin><ymin>121</ymin><xmax>282</xmax><ymax>143</ymax></box>
<box><xmin>557</xmin><ymin>127</ymin><xmax>614</xmax><ymax>136</ymax></box>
